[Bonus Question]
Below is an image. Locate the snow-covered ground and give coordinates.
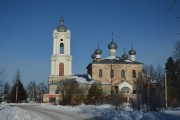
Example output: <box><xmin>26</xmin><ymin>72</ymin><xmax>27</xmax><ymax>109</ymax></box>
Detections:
<box><xmin>0</xmin><ymin>103</ymin><xmax>180</xmax><ymax>120</ymax></box>
<box><xmin>0</xmin><ymin>103</ymin><xmax>36</xmax><ymax>120</ymax></box>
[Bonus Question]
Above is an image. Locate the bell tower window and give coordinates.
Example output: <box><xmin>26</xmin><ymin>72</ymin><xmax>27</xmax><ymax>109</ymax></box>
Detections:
<box><xmin>60</xmin><ymin>43</ymin><xmax>64</xmax><ymax>54</ymax></box>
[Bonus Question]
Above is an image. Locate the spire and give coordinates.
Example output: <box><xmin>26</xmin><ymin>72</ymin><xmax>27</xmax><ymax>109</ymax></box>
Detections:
<box><xmin>131</xmin><ymin>43</ymin><xmax>134</xmax><ymax>50</ymax></box>
<box><xmin>131</xmin><ymin>43</ymin><xmax>133</xmax><ymax>48</ymax></box>
<box><xmin>60</xmin><ymin>16</ymin><xmax>64</xmax><ymax>25</ymax></box>
<box><xmin>112</xmin><ymin>32</ymin><xmax>114</xmax><ymax>41</ymax></box>
<box><xmin>124</xmin><ymin>48</ymin><xmax>126</xmax><ymax>54</ymax></box>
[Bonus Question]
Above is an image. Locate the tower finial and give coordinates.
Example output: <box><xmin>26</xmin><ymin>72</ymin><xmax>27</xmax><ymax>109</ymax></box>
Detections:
<box><xmin>60</xmin><ymin>16</ymin><xmax>64</xmax><ymax>25</ymax></box>
<box><xmin>131</xmin><ymin>43</ymin><xmax>133</xmax><ymax>49</ymax></box>
<box><xmin>112</xmin><ymin>32</ymin><xmax>114</xmax><ymax>41</ymax></box>
<box><xmin>124</xmin><ymin>48</ymin><xmax>126</xmax><ymax>53</ymax></box>
<box><xmin>98</xmin><ymin>42</ymin><xmax>100</xmax><ymax>48</ymax></box>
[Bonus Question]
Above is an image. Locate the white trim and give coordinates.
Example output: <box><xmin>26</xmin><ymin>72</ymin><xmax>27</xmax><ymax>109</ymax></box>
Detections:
<box><xmin>117</xmin><ymin>82</ymin><xmax>133</xmax><ymax>91</ymax></box>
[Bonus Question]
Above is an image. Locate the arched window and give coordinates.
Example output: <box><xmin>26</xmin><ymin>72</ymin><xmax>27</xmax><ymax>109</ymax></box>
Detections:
<box><xmin>60</xmin><ymin>43</ymin><xmax>64</xmax><ymax>54</ymax></box>
<box><xmin>121</xmin><ymin>70</ymin><xmax>125</xmax><ymax>78</ymax></box>
<box><xmin>59</xmin><ymin>63</ymin><xmax>64</xmax><ymax>76</ymax></box>
<box><xmin>121</xmin><ymin>87</ymin><xmax>130</xmax><ymax>91</ymax></box>
<box><xmin>99</xmin><ymin>69</ymin><xmax>102</xmax><ymax>77</ymax></box>
<box><xmin>110</xmin><ymin>69</ymin><xmax>114</xmax><ymax>78</ymax></box>
<box><xmin>132</xmin><ymin>70</ymin><xmax>136</xmax><ymax>78</ymax></box>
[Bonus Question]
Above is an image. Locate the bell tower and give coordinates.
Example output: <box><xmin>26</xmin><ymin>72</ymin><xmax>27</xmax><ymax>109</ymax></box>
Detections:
<box><xmin>49</xmin><ymin>17</ymin><xmax>72</xmax><ymax>94</ymax></box>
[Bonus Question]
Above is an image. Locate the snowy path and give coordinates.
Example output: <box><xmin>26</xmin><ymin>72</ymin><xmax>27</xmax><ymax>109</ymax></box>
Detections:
<box><xmin>2</xmin><ymin>103</ymin><xmax>180</xmax><ymax>120</ymax></box>
<box><xmin>18</xmin><ymin>105</ymin><xmax>91</xmax><ymax>120</ymax></box>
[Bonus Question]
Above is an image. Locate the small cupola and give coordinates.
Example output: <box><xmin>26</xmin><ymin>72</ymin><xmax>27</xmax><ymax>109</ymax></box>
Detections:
<box><xmin>128</xmin><ymin>44</ymin><xmax>136</xmax><ymax>61</ymax></box>
<box><xmin>94</xmin><ymin>44</ymin><xmax>102</xmax><ymax>61</ymax></box>
<box><xmin>108</xmin><ymin>33</ymin><xmax>118</xmax><ymax>59</ymax></box>
<box><xmin>122</xmin><ymin>48</ymin><xmax>128</xmax><ymax>60</ymax></box>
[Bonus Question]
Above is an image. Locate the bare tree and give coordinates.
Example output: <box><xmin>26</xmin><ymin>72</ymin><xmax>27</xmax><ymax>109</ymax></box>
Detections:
<box><xmin>0</xmin><ymin>68</ymin><xmax>5</xmax><ymax>93</ymax></box>
<box><xmin>57</xmin><ymin>79</ymin><xmax>83</xmax><ymax>105</ymax></box>
<box><xmin>112</xmin><ymin>93</ymin><xmax>124</xmax><ymax>110</ymax></box>
<box><xmin>134</xmin><ymin>65</ymin><xmax>164</xmax><ymax>111</ymax></box>
<box><xmin>3</xmin><ymin>82</ymin><xmax>10</xmax><ymax>101</ymax></box>
<box><xmin>26</xmin><ymin>81</ymin><xmax>37</xmax><ymax>101</ymax></box>
<box><xmin>36</xmin><ymin>82</ymin><xmax>48</xmax><ymax>103</ymax></box>
<box><xmin>167</xmin><ymin>0</ymin><xmax>177</xmax><ymax>11</ymax></box>
<box><xmin>76</xmin><ymin>85</ymin><xmax>87</xmax><ymax>104</ymax></box>
<box><xmin>4</xmin><ymin>82</ymin><xmax>10</xmax><ymax>94</ymax></box>
<box><xmin>86</xmin><ymin>81</ymin><xmax>106</xmax><ymax>105</ymax></box>
<box><xmin>155</xmin><ymin>64</ymin><xmax>164</xmax><ymax>81</ymax></box>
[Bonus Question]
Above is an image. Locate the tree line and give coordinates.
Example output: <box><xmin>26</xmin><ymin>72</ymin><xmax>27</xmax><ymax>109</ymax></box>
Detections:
<box><xmin>0</xmin><ymin>69</ymin><xmax>48</xmax><ymax>103</ymax></box>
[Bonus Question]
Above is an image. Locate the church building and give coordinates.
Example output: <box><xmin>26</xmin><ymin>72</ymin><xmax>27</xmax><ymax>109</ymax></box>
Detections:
<box><xmin>86</xmin><ymin>37</ymin><xmax>143</xmax><ymax>102</ymax></box>
<box><xmin>44</xmin><ymin>17</ymin><xmax>143</xmax><ymax>103</ymax></box>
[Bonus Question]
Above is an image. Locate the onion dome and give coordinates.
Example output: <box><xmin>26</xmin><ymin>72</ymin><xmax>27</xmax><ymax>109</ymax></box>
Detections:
<box><xmin>56</xmin><ymin>17</ymin><xmax>67</xmax><ymax>32</ymax></box>
<box><xmin>122</xmin><ymin>53</ymin><xmax>128</xmax><ymax>60</ymax></box>
<box><xmin>108</xmin><ymin>39</ymin><xmax>118</xmax><ymax>49</ymax></box>
<box><xmin>129</xmin><ymin>48</ymin><xmax>136</xmax><ymax>55</ymax></box>
<box><xmin>129</xmin><ymin>44</ymin><xmax>136</xmax><ymax>55</ymax></box>
<box><xmin>122</xmin><ymin>48</ymin><xmax>128</xmax><ymax>59</ymax></box>
<box><xmin>91</xmin><ymin>53</ymin><xmax>96</xmax><ymax>59</ymax></box>
<box><xmin>94</xmin><ymin>47</ymin><xmax>102</xmax><ymax>54</ymax></box>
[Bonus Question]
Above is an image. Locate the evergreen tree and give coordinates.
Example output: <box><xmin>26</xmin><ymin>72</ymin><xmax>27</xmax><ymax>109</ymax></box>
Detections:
<box><xmin>0</xmin><ymin>68</ymin><xmax>5</xmax><ymax>93</ymax></box>
<box><xmin>175</xmin><ymin>60</ymin><xmax>180</xmax><ymax>103</ymax></box>
<box><xmin>170</xmin><ymin>41</ymin><xmax>180</xmax><ymax>106</ymax></box>
<box><xmin>165</xmin><ymin>57</ymin><xmax>177</xmax><ymax>106</ymax></box>
<box><xmin>9</xmin><ymin>70</ymin><xmax>27</xmax><ymax>103</ymax></box>
<box><xmin>173</xmin><ymin>41</ymin><xmax>180</xmax><ymax>61</ymax></box>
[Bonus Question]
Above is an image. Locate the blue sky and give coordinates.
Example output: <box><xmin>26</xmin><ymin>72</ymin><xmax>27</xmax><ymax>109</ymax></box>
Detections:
<box><xmin>0</xmin><ymin>0</ymin><xmax>179</xmax><ymax>86</ymax></box>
